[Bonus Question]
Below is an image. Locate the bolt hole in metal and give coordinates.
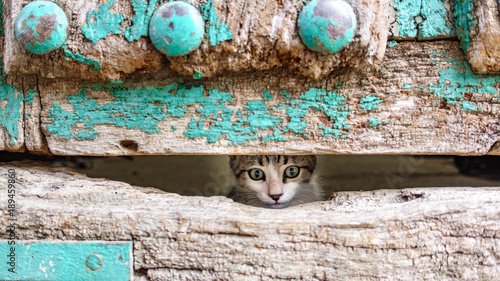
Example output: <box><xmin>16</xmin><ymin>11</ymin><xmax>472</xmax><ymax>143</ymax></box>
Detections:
<box><xmin>120</xmin><ymin>140</ymin><xmax>139</xmax><ymax>152</ymax></box>
<box><xmin>85</xmin><ymin>254</ymin><xmax>102</xmax><ymax>271</ymax></box>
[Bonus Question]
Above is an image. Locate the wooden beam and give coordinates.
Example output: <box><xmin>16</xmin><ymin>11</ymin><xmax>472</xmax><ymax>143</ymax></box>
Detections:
<box><xmin>3</xmin><ymin>0</ymin><xmax>388</xmax><ymax>81</ymax></box>
<box><xmin>38</xmin><ymin>41</ymin><xmax>500</xmax><ymax>155</ymax></box>
<box><xmin>1</xmin><ymin>162</ymin><xmax>499</xmax><ymax>279</ymax></box>
<box><xmin>1</xmin><ymin>1</ymin><xmax>500</xmax><ymax>155</ymax></box>
<box><xmin>457</xmin><ymin>0</ymin><xmax>500</xmax><ymax>73</ymax></box>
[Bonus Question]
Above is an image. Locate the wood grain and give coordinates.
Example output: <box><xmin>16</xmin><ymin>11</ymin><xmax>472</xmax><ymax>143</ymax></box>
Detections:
<box><xmin>37</xmin><ymin>41</ymin><xmax>500</xmax><ymax>155</ymax></box>
<box><xmin>3</xmin><ymin>0</ymin><xmax>388</xmax><ymax>81</ymax></box>
<box><xmin>463</xmin><ymin>0</ymin><xmax>500</xmax><ymax>73</ymax></box>
<box><xmin>1</xmin><ymin>162</ymin><xmax>499</xmax><ymax>280</ymax></box>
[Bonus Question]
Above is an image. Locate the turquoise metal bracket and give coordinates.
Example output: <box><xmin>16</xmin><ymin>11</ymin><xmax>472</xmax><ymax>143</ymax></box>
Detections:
<box><xmin>0</xmin><ymin>240</ymin><xmax>132</xmax><ymax>280</ymax></box>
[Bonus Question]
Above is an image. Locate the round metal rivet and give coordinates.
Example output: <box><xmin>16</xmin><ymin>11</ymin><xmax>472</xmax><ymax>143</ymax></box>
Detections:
<box><xmin>85</xmin><ymin>254</ymin><xmax>102</xmax><ymax>271</ymax></box>
<box><xmin>297</xmin><ymin>0</ymin><xmax>357</xmax><ymax>54</ymax></box>
<box><xmin>14</xmin><ymin>1</ymin><xmax>69</xmax><ymax>54</ymax></box>
<box><xmin>149</xmin><ymin>1</ymin><xmax>205</xmax><ymax>56</ymax></box>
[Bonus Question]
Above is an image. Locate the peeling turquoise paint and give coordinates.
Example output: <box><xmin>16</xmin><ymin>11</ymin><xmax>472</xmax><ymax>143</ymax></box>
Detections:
<box><xmin>388</xmin><ymin>41</ymin><xmax>398</xmax><ymax>48</ymax></box>
<box><xmin>262</xmin><ymin>130</ymin><xmax>288</xmax><ymax>142</ymax></box>
<box><xmin>394</xmin><ymin>0</ymin><xmax>421</xmax><ymax>37</ymax></box>
<box><xmin>63</xmin><ymin>46</ymin><xmax>102</xmax><ymax>71</ymax></box>
<box><xmin>242</xmin><ymin>101</ymin><xmax>282</xmax><ymax>129</ymax></box>
<box><xmin>369</xmin><ymin>118</ymin><xmax>382</xmax><ymax>127</ymax></box>
<box><xmin>25</xmin><ymin>88</ymin><xmax>35</xmax><ymax>105</ymax></box>
<box><xmin>359</xmin><ymin>95</ymin><xmax>382</xmax><ymax>111</ymax></box>
<box><xmin>172</xmin><ymin>125</ymin><xmax>177</xmax><ymax>131</ymax></box>
<box><xmin>393</xmin><ymin>0</ymin><xmax>453</xmax><ymax>38</ymax></box>
<box><xmin>261</xmin><ymin>90</ymin><xmax>272</xmax><ymax>101</ymax></box>
<box><xmin>185</xmin><ymin>98</ymin><xmax>285</xmax><ymax>145</ymax></box>
<box><xmin>49</xmin><ymin>84</ymin><xmax>183</xmax><ymax>140</ymax></box>
<box><xmin>193</xmin><ymin>72</ymin><xmax>203</xmax><ymax>79</ymax></box>
<box><xmin>125</xmin><ymin>0</ymin><xmax>160</xmax><ymax>42</ymax></box>
<box><xmin>419</xmin><ymin>0</ymin><xmax>453</xmax><ymax>38</ymax></box>
<box><xmin>0</xmin><ymin>60</ymin><xmax>22</xmax><ymax>145</ymax></box>
<box><xmin>0</xmin><ymin>85</ymin><xmax>22</xmax><ymax>145</ymax></box>
<box><xmin>0</xmin><ymin>241</ymin><xmax>131</xmax><ymax>281</ymax></box>
<box><xmin>429</xmin><ymin>60</ymin><xmax>500</xmax><ymax>111</ymax></box>
<box><xmin>279</xmin><ymin>90</ymin><xmax>291</xmax><ymax>99</ymax></box>
<box><xmin>461</xmin><ymin>101</ymin><xmax>476</xmax><ymax>111</ymax></box>
<box><xmin>201</xmin><ymin>0</ymin><xmax>233</xmax><ymax>46</ymax></box>
<box><xmin>277</xmin><ymin>88</ymin><xmax>350</xmax><ymax>139</ymax></box>
<box><xmin>81</xmin><ymin>0</ymin><xmax>124</xmax><ymax>44</ymax></box>
<box><xmin>454</xmin><ymin>0</ymin><xmax>474</xmax><ymax>52</ymax></box>
<box><xmin>402</xmin><ymin>83</ymin><xmax>414</xmax><ymax>89</ymax></box>
<box><xmin>0</xmin><ymin>1</ymin><xmax>5</xmax><ymax>35</ymax></box>
<box><xmin>47</xmin><ymin>84</ymin><xmax>352</xmax><ymax>144</ymax></box>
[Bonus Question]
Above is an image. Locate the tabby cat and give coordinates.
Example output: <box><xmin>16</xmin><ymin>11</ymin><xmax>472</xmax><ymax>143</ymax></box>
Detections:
<box><xmin>228</xmin><ymin>155</ymin><xmax>322</xmax><ymax>208</ymax></box>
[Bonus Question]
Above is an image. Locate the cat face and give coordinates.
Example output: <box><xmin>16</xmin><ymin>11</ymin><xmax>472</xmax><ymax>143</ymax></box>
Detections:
<box><xmin>229</xmin><ymin>155</ymin><xmax>318</xmax><ymax>208</ymax></box>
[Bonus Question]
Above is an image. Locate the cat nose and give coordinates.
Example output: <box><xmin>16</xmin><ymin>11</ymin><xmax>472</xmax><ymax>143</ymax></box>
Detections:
<box><xmin>269</xmin><ymin>194</ymin><xmax>283</xmax><ymax>202</ymax></box>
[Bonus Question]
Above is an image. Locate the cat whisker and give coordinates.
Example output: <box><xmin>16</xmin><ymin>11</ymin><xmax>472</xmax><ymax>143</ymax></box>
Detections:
<box><xmin>228</xmin><ymin>155</ymin><xmax>322</xmax><ymax>208</ymax></box>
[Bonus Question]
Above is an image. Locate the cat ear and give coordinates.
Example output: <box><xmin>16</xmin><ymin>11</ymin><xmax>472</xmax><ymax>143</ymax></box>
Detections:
<box><xmin>229</xmin><ymin>156</ymin><xmax>238</xmax><ymax>170</ymax></box>
<box><xmin>303</xmin><ymin>155</ymin><xmax>317</xmax><ymax>171</ymax></box>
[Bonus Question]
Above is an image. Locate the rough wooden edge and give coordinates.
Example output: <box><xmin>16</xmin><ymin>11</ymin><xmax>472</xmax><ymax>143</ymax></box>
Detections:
<box><xmin>1</xmin><ymin>1</ymin><xmax>500</xmax><ymax>156</ymax></box>
<box><xmin>37</xmin><ymin>41</ymin><xmax>500</xmax><ymax>156</ymax></box>
<box><xmin>460</xmin><ymin>0</ymin><xmax>500</xmax><ymax>73</ymax></box>
<box><xmin>0</xmin><ymin>4</ymin><xmax>24</xmax><ymax>152</ymax></box>
<box><xmin>3</xmin><ymin>0</ymin><xmax>389</xmax><ymax>81</ymax></box>
<box><xmin>1</xmin><ymin>162</ymin><xmax>499</xmax><ymax>280</ymax></box>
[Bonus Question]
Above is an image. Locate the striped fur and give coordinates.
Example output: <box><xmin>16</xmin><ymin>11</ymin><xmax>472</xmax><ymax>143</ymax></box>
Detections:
<box><xmin>228</xmin><ymin>155</ymin><xmax>323</xmax><ymax>208</ymax></box>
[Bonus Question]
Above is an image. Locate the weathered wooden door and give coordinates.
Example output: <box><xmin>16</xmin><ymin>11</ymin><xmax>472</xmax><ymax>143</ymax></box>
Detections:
<box><xmin>1</xmin><ymin>0</ymin><xmax>499</xmax><ymax>280</ymax></box>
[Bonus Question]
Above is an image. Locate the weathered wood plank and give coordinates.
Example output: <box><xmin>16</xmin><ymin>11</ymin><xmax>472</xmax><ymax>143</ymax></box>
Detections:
<box><xmin>38</xmin><ymin>41</ymin><xmax>500</xmax><ymax>155</ymax></box>
<box><xmin>0</xmin><ymin>1</ymin><xmax>24</xmax><ymax>152</ymax></box>
<box><xmin>3</xmin><ymin>0</ymin><xmax>388</xmax><ymax>81</ymax></box>
<box><xmin>1</xmin><ymin>162</ymin><xmax>499</xmax><ymax>280</ymax></box>
<box><xmin>0</xmin><ymin>64</ymin><xmax>24</xmax><ymax>152</ymax></box>
<box><xmin>2</xmin><ymin>1</ymin><xmax>500</xmax><ymax>155</ymax></box>
<box><xmin>456</xmin><ymin>0</ymin><xmax>500</xmax><ymax>73</ymax></box>
<box><xmin>22</xmin><ymin>75</ymin><xmax>49</xmax><ymax>154</ymax></box>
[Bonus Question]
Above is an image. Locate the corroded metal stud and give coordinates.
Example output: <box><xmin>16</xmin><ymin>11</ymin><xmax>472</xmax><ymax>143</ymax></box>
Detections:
<box><xmin>297</xmin><ymin>0</ymin><xmax>357</xmax><ymax>54</ymax></box>
<box><xmin>149</xmin><ymin>1</ymin><xmax>205</xmax><ymax>56</ymax></box>
<box><xmin>85</xmin><ymin>254</ymin><xmax>102</xmax><ymax>271</ymax></box>
<box><xmin>14</xmin><ymin>1</ymin><xmax>69</xmax><ymax>54</ymax></box>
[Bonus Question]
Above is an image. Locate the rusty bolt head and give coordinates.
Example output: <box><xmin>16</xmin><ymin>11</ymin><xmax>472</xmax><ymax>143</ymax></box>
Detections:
<box><xmin>14</xmin><ymin>1</ymin><xmax>69</xmax><ymax>54</ymax></box>
<box><xmin>297</xmin><ymin>0</ymin><xmax>357</xmax><ymax>54</ymax></box>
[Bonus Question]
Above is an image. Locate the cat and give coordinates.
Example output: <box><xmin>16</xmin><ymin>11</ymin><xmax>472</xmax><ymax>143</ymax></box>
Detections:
<box><xmin>228</xmin><ymin>155</ymin><xmax>323</xmax><ymax>208</ymax></box>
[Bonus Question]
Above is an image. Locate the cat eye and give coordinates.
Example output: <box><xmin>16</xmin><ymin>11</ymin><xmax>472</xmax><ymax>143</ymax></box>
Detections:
<box><xmin>248</xmin><ymin>168</ymin><xmax>265</xmax><ymax>180</ymax></box>
<box><xmin>284</xmin><ymin>166</ymin><xmax>300</xmax><ymax>178</ymax></box>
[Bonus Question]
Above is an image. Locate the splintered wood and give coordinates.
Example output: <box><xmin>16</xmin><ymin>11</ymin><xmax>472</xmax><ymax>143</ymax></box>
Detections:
<box><xmin>1</xmin><ymin>163</ymin><xmax>499</xmax><ymax>280</ymax></box>
<box><xmin>0</xmin><ymin>0</ymin><xmax>499</xmax><ymax>155</ymax></box>
<box><xmin>2</xmin><ymin>0</ymin><xmax>388</xmax><ymax>81</ymax></box>
<box><xmin>36</xmin><ymin>41</ymin><xmax>500</xmax><ymax>155</ymax></box>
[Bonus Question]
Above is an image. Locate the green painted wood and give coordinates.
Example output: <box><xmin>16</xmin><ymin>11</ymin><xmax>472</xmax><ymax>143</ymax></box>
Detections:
<box><xmin>0</xmin><ymin>240</ymin><xmax>131</xmax><ymax>280</ymax></box>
